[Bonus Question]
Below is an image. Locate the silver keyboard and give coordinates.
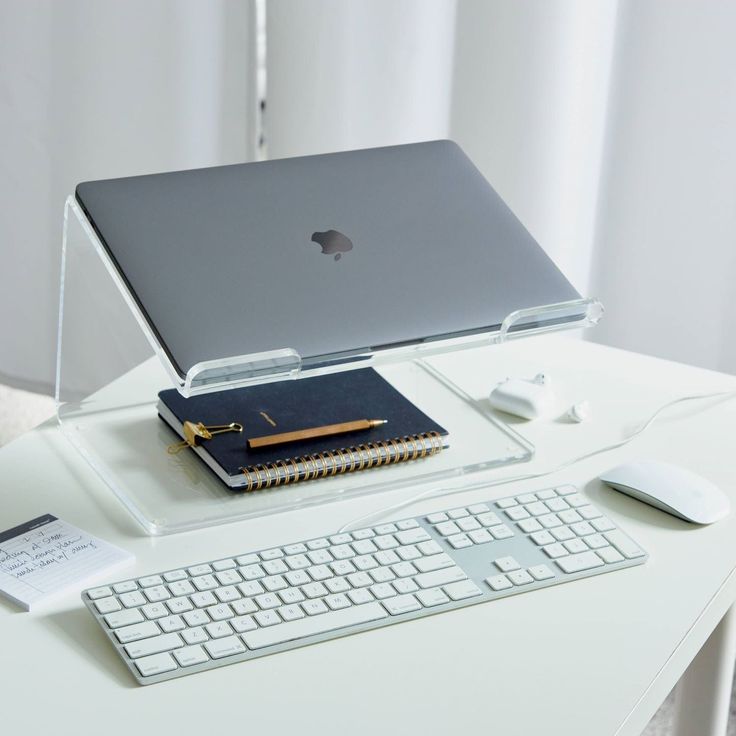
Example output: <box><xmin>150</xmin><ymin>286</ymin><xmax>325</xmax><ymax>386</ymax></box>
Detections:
<box><xmin>82</xmin><ymin>485</ymin><xmax>647</xmax><ymax>685</ymax></box>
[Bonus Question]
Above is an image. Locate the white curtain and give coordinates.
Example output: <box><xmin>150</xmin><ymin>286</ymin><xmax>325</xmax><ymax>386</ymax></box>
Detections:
<box><xmin>0</xmin><ymin>0</ymin><xmax>255</xmax><ymax>392</ymax></box>
<box><xmin>268</xmin><ymin>0</ymin><xmax>736</xmax><ymax>374</ymax></box>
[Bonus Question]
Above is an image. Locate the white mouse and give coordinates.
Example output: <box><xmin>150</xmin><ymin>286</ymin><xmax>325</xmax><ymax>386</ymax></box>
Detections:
<box><xmin>599</xmin><ymin>460</ymin><xmax>730</xmax><ymax>524</ymax></box>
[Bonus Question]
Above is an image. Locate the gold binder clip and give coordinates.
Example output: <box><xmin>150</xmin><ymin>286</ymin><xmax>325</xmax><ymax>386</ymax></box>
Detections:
<box><xmin>167</xmin><ymin>421</ymin><xmax>243</xmax><ymax>454</ymax></box>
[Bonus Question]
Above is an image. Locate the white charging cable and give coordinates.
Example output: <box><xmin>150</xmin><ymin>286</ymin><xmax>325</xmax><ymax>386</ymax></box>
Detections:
<box><xmin>338</xmin><ymin>388</ymin><xmax>736</xmax><ymax>532</ymax></box>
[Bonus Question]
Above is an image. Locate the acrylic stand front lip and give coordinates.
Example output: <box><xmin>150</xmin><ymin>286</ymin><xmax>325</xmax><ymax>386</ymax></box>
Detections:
<box><xmin>55</xmin><ymin>196</ymin><xmax>603</xmax><ymax>536</ymax></box>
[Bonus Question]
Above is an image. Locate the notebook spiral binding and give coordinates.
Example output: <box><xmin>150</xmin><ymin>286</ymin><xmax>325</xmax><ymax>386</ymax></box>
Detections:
<box><xmin>238</xmin><ymin>431</ymin><xmax>444</xmax><ymax>492</ymax></box>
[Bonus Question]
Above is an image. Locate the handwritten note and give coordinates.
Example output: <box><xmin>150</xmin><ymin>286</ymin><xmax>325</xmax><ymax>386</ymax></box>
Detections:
<box><xmin>0</xmin><ymin>514</ymin><xmax>133</xmax><ymax>610</ymax></box>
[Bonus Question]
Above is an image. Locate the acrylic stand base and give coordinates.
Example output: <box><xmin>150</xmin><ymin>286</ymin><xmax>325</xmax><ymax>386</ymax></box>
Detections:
<box><xmin>58</xmin><ymin>355</ymin><xmax>532</xmax><ymax>535</ymax></box>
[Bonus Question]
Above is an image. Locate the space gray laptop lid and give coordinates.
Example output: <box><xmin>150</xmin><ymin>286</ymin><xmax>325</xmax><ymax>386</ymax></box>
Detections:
<box><xmin>75</xmin><ymin>140</ymin><xmax>580</xmax><ymax>380</ymax></box>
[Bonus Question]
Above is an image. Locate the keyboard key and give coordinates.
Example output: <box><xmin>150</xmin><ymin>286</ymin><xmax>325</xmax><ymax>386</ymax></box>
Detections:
<box><xmin>597</xmin><ymin>546</ymin><xmax>625</xmax><ymax>564</ymax></box>
<box><xmin>243</xmin><ymin>602</ymin><xmax>388</xmax><ymax>649</ymax></box>
<box><xmin>255</xmin><ymin>610</ymin><xmax>282</xmax><ymax>627</ymax></box>
<box><xmin>542</xmin><ymin>544</ymin><xmax>568</xmax><ymax>559</ymax></box>
<box><xmin>348</xmin><ymin>589</ymin><xmax>374</xmax><ymax>605</ymax></box>
<box><xmin>397</xmin><ymin>519</ymin><xmax>419</xmax><ymax>530</ymax></box>
<box><xmin>238</xmin><ymin>580</ymin><xmax>265</xmax><ymax>597</ymax></box>
<box><xmin>593</xmin><ymin>517</ymin><xmax>617</xmax><ymax>533</ymax></box>
<box><xmin>191</xmin><ymin>592</ymin><xmax>217</xmax><ymax>609</ymax></box>
<box><xmin>215</xmin><ymin>570</ymin><xmax>242</xmax><ymax>586</ymax></box>
<box><xmin>477</xmin><ymin>512</ymin><xmax>502</xmax><ymax>527</ymax></box>
<box><xmin>113</xmin><ymin>581</ymin><xmax>138</xmax><ymax>594</ymax></box>
<box><xmin>556</xmin><ymin>552</ymin><xmax>604</xmax><ymax>574</ymax></box>
<box><xmin>204</xmin><ymin>636</ymin><xmax>246</xmax><ymax>659</ymax></box>
<box><xmin>393</xmin><ymin>579</ymin><xmax>419</xmax><ymax>594</ymax></box>
<box><xmin>374</xmin><ymin>550</ymin><xmax>400</xmax><ymax>566</ymax></box>
<box><xmin>302</xmin><ymin>582</ymin><xmax>328</xmax><ymax>599</ymax></box>
<box><xmin>416</xmin><ymin>588</ymin><xmax>450</xmax><ymax>607</ymax></box>
<box><xmin>370</xmin><ymin>583</ymin><xmax>396</xmax><ymax>600</ymax></box>
<box><xmin>325</xmin><ymin>577</ymin><xmax>351</xmax><ymax>594</ymax></box>
<box><xmin>135</xmin><ymin>652</ymin><xmax>177</xmax><ymax>677</ymax></box>
<box><xmin>279</xmin><ymin>605</ymin><xmax>305</xmax><ymax>621</ymax></box>
<box><xmin>508</xmin><ymin>570</ymin><xmax>533</xmax><ymax>586</ymax></box>
<box><xmin>558</xmin><ymin>510</ymin><xmax>583</xmax><ymax>524</ymax></box>
<box><xmin>87</xmin><ymin>586</ymin><xmax>112</xmax><ymax>600</ymax></box>
<box><xmin>545</xmin><ymin>498</ymin><xmax>570</xmax><ymax>512</ymax></box>
<box><xmin>395</xmin><ymin>528</ymin><xmax>431</xmax><ymax>545</ymax></box>
<box><xmin>173</xmin><ymin>645</ymin><xmax>209</xmax><ymax>667</ymax></box>
<box><xmin>496</xmin><ymin>498</ymin><xmax>516</xmax><ymax>509</ymax></box>
<box><xmin>556</xmin><ymin>486</ymin><xmax>576</xmax><ymax>496</ymax></box>
<box><xmin>435</xmin><ymin>521</ymin><xmax>461</xmax><ymax>537</ymax></box>
<box><xmin>525</xmin><ymin>502</ymin><xmax>549</xmax><ymax>516</ymax></box>
<box><xmin>494</xmin><ymin>556</ymin><xmax>520</xmax><ymax>572</ymax></box>
<box><xmin>307</xmin><ymin>538</ymin><xmax>329</xmax><ymax>550</ymax></box>
<box><xmin>457</xmin><ymin>518</ymin><xmax>481</xmax><ymax>532</ymax></box>
<box><xmin>212</xmin><ymin>558</ymin><xmax>237</xmax><ymax>571</ymax></box>
<box><xmin>206</xmin><ymin>621</ymin><xmax>233</xmax><ymax>639</ymax></box>
<box><xmin>307</xmin><ymin>550</ymin><xmax>333</xmax><ymax>566</ymax></box>
<box><xmin>169</xmin><ymin>580</ymin><xmax>195</xmax><ymax>596</ymax></box>
<box><xmin>571</xmin><ymin>521</ymin><xmax>596</xmax><ymax>536</ymax></box>
<box><xmin>352</xmin><ymin>528</ymin><xmax>375</xmax><ymax>539</ymax></box>
<box><xmin>578</xmin><ymin>505</ymin><xmax>603</xmax><ymax>520</ymax></box>
<box><xmin>240</xmin><ymin>565</ymin><xmax>266</xmax><ymax>580</ymax></box>
<box><xmin>517</xmin><ymin>493</ymin><xmax>537</xmax><ymax>504</ymax></box>
<box><xmin>182</xmin><ymin>627</ymin><xmax>209</xmax><ymax>644</ymax></box>
<box><xmin>183</xmin><ymin>610</ymin><xmax>210</xmax><ymax>627</ymax></box>
<box><xmin>352</xmin><ymin>539</ymin><xmax>378</xmax><ymax>555</ymax></box>
<box><xmin>125</xmin><ymin>633</ymin><xmax>182</xmax><ymax>659</ymax></box>
<box><xmin>604</xmin><ymin>530</ymin><xmax>646</xmax><ymax>559</ymax></box>
<box><xmin>468</xmin><ymin>503</ymin><xmax>490</xmax><ymax>514</ymax></box>
<box><xmin>115</xmin><ymin>621</ymin><xmax>159</xmax><ymax>643</ymax></box>
<box><xmin>517</xmin><ymin>518</ymin><xmax>542</xmax><ymax>534</ymax></box>
<box><xmin>370</xmin><ymin>567</ymin><xmax>395</xmax><ymax>584</ymax></box>
<box><xmin>353</xmin><ymin>555</ymin><xmax>377</xmax><ymax>572</ymax></box>
<box><xmin>551</xmin><ymin>526</ymin><xmax>575</xmax><ymax>542</ymax></box>
<box><xmin>207</xmin><ymin>604</ymin><xmax>234</xmax><ymax>621</ymax></box>
<box><xmin>374</xmin><ymin>524</ymin><xmax>397</xmax><ymax>535</ymax></box>
<box><xmin>566</xmin><ymin>493</ymin><xmax>587</xmax><ymax>508</ymax></box>
<box><xmin>95</xmin><ymin>597</ymin><xmax>121</xmax><ymax>615</ymax></box>
<box><xmin>144</xmin><ymin>585</ymin><xmax>170</xmax><ymax>603</ymax></box>
<box><xmin>156</xmin><ymin>613</ymin><xmax>185</xmax><ymax>633</ymax></box>
<box><xmin>119</xmin><ymin>591</ymin><xmax>146</xmax><ymax>608</ymax></box>
<box><xmin>392</xmin><ymin>562</ymin><xmax>418</xmax><ymax>578</ymax></box>
<box><xmin>528</xmin><ymin>565</ymin><xmax>555</xmax><ymax>581</ymax></box>
<box><xmin>444</xmin><ymin>580</ymin><xmax>482</xmax><ymax>601</ymax></box>
<box><xmin>104</xmin><ymin>608</ymin><xmax>144</xmax><ymax>629</ymax></box>
<box><xmin>491</xmin><ymin>525</ymin><xmax>514</xmax><ymax>540</ymax></box>
<box><xmin>325</xmin><ymin>594</ymin><xmax>351</xmax><ymax>611</ymax></box>
<box><xmin>537</xmin><ymin>489</ymin><xmax>557</xmax><ymax>500</ymax></box>
<box><xmin>539</xmin><ymin>514</ymin><xmax>562</xmax><ymax>529</ymax></box>
<box><xmin>584</xmin><ymin>533</ymin><xmax>608</xmax><ymax>549</ymax></box>
<box><xmin>331</xmin><ymin>544</ymin><xmax>355</xmax><ymax>560</ymax></box>
<box><xmin>448</xmin><ymin>534</ymin><xmax>472</xmax><ymax>549</ymax></box>
<box><xmin>383</xmin><ymin>594</ymin><xmax>421</xmax><ymax>615</ymax></box>
<box><xmin>415</xmin><ymin>554</ymin><xmax>453</xmax><ymax>573</ymax></box>
<box><xmin>530</xmin><ymin>530</ymin><xmax>555</xmax><ymax>546</ymax></box>
<box><xmin>284</xmin><ymin>543</ymin><xmax>307</xmax><ymax>555</ymax></box>
<box><xmin>417</xmin><ymin>540</ymin><xmax>443</xmax><ymax>556</ymax></box>
<box><xmin>468</xmin><ymin>529</ymin><xmax>492</xmax><ymax>545</ymax></box>
<box><xmin>426</xmin><ymin>512</ymin><xmax>448</xmax><ymax>524</ymax></box>
<box><xmin>505</xmin><ymin>507</ymin><xmax>530</xmax><ymax>521</ymax></box>
<box><xmin>448</xmin><ymin>508</ymin><xmax>469</xmax><ymax>519</ymax></box>
<box><xmin>138</xmin><ymin>575</ymin><xmax>164</xmax><ymax>588</ymax></box>
<box><xmin>232</xmin><ymin>598</ymin><xmax>257</xmax><ymax>615</ymax></box>
<box><xmin>415</xmin><ymin>566</ymin><xmax>465</xmax><ymax>589</ymax></box>
<box><xmin>236</xmin><ymin>554</ymin><xmax>259</xmax><ymax>566</ymax></box>
<box><xmin>486</xmin><ymin>575</ymin><xmax>513</xmax><ymax>591</ymax></box>
<box><xmin>563</xmin><ymin>539</ymin><xmax>588</xmax><ymax>554</ymax></box>
<box><xmin>348</xmin><ymin>572</ymin><xmax>373</xmax><ymax>588</ymax></box>
<box><xmin>261</xmin><ymin>548</ymin><xmax>284</xmax><ymax>560</ymax></box>
<box><xmin>231</xmin><ymin>615</ymin><xmax>258</xmax><ymax>632</ymax></box>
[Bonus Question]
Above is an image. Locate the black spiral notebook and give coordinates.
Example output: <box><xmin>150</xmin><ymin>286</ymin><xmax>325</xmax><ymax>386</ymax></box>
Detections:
<box><xmin>158</xmin><ymin>369</ymin><xmax>449</xmax><ymax>491</ymax></box>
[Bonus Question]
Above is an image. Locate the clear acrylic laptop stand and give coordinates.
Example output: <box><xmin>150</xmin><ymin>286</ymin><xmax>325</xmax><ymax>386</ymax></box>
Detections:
<box><xmin>56</xmin><ymin>196</ymin><xmax>603</xmax><ymax>535</ymax></box>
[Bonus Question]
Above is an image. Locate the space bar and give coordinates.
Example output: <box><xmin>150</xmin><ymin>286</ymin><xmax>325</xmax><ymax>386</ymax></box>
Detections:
<box><xmin>243</xmin><ymin>602</ymin><xmax>388</xmax><ymax>649</ymax></box>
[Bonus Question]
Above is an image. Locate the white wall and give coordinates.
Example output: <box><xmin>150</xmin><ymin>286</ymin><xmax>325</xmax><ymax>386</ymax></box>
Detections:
<box><xmin>266</xmin><ymin>0</ymin><xmax>456</xmax><ymax>159</ymax></box>
<box><xmin>589</xmin><ymin>0</ymin><xmax>736</xmax><ymax>373</ymax></box>
<box><xmin>0</xmin><ymin>0</ymin><xmax>254</xmax><ymax>392</ymax></box>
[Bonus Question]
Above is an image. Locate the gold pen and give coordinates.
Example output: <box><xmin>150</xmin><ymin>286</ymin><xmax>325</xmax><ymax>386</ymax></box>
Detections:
<box><xmin>248</xmin><ymin>418</ymin><xmax>387</xmax><ymax>450</ymax></box>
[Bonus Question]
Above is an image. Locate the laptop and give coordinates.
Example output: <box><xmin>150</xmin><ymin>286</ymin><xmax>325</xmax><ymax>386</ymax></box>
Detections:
<box><xmin>75</xmin><ymin>140</ymin><xmax>579</xmax><ymax>380</ymax></box>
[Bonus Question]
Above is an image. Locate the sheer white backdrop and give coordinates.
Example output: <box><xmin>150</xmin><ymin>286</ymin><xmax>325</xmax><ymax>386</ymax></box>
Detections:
<box><xmin>2</xmin><ymin>0</ymin><xmax>736</xmax><ymax>393</ymax></box>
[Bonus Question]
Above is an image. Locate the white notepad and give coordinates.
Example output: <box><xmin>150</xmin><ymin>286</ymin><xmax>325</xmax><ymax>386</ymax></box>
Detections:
<box><xmin>0</xmin><ymin>514</ymin><xmax>133</xmax><ymax>611</ymax></box>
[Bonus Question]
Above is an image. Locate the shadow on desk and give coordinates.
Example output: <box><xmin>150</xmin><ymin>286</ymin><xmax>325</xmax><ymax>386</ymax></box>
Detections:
<box><xmin>44</xmin><ymin>606</ymin><xmax>136</xmax><ymax>689</ymax></box>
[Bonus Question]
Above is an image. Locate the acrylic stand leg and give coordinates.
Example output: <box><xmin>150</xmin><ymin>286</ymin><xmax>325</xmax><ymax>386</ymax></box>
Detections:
<box><xmin>673</xmin><ymin>604</ymin><xmax>736</xmax><ymax>736</ymax></box>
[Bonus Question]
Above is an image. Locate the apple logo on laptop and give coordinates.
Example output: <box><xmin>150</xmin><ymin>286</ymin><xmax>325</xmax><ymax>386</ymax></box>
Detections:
<box><xmin>310</xmin><ymin>229</ymin><xmax>353</xmax><ymax>261</ymax></box>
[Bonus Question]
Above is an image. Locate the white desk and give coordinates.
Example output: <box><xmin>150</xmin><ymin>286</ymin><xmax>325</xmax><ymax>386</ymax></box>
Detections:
<box><xmin>2</xmin><ymin>335</ymin><xmax>736</xmax><ymax>736</ymax></box>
